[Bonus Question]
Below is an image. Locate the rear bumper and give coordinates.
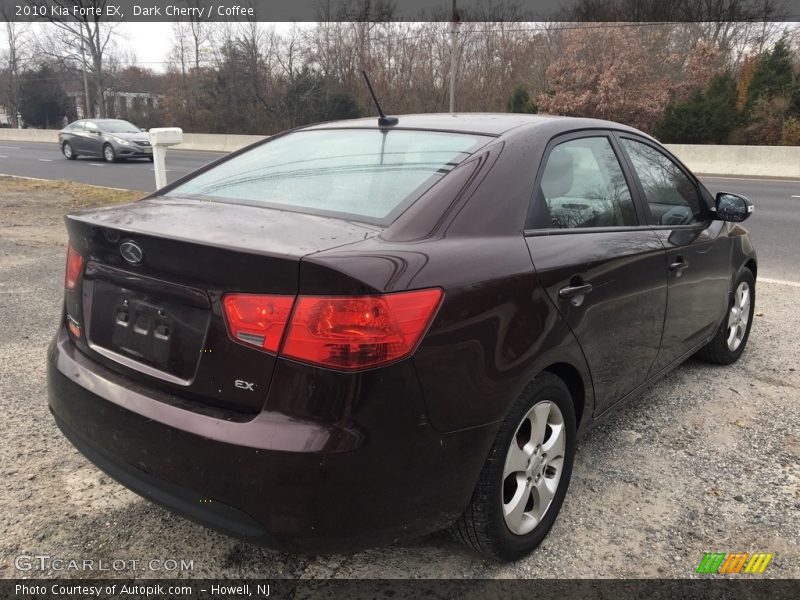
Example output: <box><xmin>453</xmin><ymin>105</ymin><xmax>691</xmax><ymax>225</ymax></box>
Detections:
<box><xmin>47</xmin><ymin>329</ymin><xmax>496</xmax><ymax>552</ymax></box>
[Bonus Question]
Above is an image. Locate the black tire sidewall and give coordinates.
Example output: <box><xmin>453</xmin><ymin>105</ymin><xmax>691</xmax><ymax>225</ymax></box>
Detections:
<box><xmin>484</xmin><ymin>375</ymin><xmax>577</xmax><ymax>560</ymax></box>
<box><xmin>103</xmin><ymin>144</ymin><xmax>115</xmax><ymax>162</ymax></box>
<box><xmin>62</xmin><ymin>142</ymin><xmax>75</xmax><ymax>159</ymax></box>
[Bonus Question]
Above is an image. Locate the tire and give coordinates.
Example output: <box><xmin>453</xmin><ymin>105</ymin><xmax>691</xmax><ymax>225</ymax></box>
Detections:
<box><xmin>695</xmin><ymin>267</ymin><xmax>755</xmax><ymax>365</ymax></box>
<box><xmin>62</xmin><ymin>142</ymin><xmax>77</xmax><ymax>160</ymax></box>
<box><xmin>450</xmin><ymin>372</ymin><xmax>577</xmax><ymax>561</ymax></box>
<box><xmin>102</xmin><ymin>144</ymin><xmax>117</xmax><ymax>163</ymax></box>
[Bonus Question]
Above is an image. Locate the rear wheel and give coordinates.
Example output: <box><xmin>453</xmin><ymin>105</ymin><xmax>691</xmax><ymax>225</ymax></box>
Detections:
<box><xmin>103</xmin><ymin>144</ymin><xmax>117</xmax><ymax>163</ymax></box>
<box><xmin>696</xmin><ymin>268</ymin><xmax>755</xmax><ymax>365</ymax></box>
<box><xmin>62</xmin><ymin>142</ymin><xmax>77</xmax><ymax>160</ymax></box>
<box><xmin>450</xmin><ymin>372</ymin><xmax>576</xmax><ymax>561</ymax></box>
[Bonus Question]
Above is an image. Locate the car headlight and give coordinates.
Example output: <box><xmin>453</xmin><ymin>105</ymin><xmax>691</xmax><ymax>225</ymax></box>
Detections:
<box><xmin>112</xmin><ymin>136</ymin><xmax>131</xmax><ymax>146</ymax></box>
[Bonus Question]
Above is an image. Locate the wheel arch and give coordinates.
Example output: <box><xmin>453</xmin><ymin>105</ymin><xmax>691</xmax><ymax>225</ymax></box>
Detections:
<box><xmin>744</xmin><ymin>257</ymin><xmax>757</xmax><ymax>279</ymax></box>
<box><xmin>541</xmin><ymin>362</ymin><xmax>587</xmax><ymax>430</ymax></box>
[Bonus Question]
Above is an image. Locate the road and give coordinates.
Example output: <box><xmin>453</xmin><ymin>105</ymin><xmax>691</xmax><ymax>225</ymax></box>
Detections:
<box><xmin>0</xmin><ymin>140</ymin><xmax>226</xmax><ymax>191</ymax></box>
<box><xmin>1</xmin><ymin>140</ymin><xmax>798</xmax><ymax>281</ymax></box>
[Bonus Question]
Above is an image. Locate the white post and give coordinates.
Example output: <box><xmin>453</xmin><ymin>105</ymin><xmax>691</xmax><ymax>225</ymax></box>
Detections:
<box><xmin>152</xmin><ymin>144</ymin><xmax>168</xmax><ymax>189</ymax></box>
<box><xmin>148</xmin><ymin>128</ymin><xmax>184</xmax><ymax>190</ymax></box>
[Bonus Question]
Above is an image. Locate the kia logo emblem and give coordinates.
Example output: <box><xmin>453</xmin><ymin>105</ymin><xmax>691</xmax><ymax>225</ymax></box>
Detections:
<box><xmin>119</xmin><ymin>240</ymin><xmax>144</xmax><ymax>265</ymax></box>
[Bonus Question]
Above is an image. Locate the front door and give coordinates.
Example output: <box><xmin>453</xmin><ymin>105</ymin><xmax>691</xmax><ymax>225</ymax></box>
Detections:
<box><xmin>617</xmin><ymin>136</ymin><xmax>731</xmax><ymax>373</ymax></box>
<box><xmin>525</xmin><ymin>133</ymin><xmax>668</xmax><ymax>415</ymax></box>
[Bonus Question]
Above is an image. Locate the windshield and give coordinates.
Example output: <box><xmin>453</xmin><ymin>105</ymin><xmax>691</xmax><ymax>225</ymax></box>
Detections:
<box><xmin>168</xmin><ymin>129</ymin><xmax>489</xmax><ymax>224</ymax></box>
<box><xmin>100</xmin><ymin>120</ymin><xmax>140</xmax><ymax>133</ymax></box>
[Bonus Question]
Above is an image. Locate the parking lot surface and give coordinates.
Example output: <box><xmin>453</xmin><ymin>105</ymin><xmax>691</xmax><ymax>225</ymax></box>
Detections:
<box><xmin>0</xmin><ymin>180</ymin><xmax>798</xmax><ymax>578</ymax></box>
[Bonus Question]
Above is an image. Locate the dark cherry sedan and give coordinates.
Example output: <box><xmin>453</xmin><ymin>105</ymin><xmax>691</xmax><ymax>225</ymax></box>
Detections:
<box><xmin>48</xmin><ymin>114</ymin><xmax>756</xmax><ymax>560</ymax></box>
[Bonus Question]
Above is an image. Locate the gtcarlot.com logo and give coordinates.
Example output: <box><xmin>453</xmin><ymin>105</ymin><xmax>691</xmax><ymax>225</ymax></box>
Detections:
<box><xmin>696</xmin><ymin>551</ymin><xmax>773</xmax><ymax>574</ymax></box>
<box><xmin>15</xmin><ymin>554</ymin><xmax>194</xmax><ymax>572</ymax></box>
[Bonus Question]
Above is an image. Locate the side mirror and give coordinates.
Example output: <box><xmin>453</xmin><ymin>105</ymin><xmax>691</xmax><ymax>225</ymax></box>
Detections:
<box><xmin>714</xmin><ymin>192</ymin><xmax>753</xmax><ymax>222</ymax></box>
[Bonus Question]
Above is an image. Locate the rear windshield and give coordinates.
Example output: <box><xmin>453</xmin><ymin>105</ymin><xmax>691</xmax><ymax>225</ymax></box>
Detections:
<box><xmin>167</xmin><ymin>129</ymin><xmax>489</xmax><ymax>224</ymax></box>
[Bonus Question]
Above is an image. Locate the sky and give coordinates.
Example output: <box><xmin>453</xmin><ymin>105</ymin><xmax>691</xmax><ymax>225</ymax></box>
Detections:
<box><xmin>119</xmin><ymin>23</ymin><xmax>175</xmax><ymax>71</ymax></box>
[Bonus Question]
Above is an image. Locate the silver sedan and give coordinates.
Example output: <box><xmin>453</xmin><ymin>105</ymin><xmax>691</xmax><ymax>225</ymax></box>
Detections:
<box><xmin>59</xmin><ymin>119</ymin><xmax>153</xmax><ymax>163</ymax></box>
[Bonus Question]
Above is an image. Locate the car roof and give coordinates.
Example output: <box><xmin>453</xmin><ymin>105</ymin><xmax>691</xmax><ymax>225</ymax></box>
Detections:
<box><xmin>300</xmin><ymin>113</ymin><xmax>648</xmax><ymax>138</ymax></box>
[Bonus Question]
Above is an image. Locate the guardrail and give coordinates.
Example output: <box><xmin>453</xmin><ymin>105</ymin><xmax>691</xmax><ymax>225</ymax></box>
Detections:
<box><xmin>1</xmin><ymin>128</ymin><xmax>799</xmax><ymax>178</ymax></box>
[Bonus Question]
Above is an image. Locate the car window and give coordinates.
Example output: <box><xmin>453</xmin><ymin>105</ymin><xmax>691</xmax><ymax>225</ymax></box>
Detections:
<box><xmin>68</xmin><ymin>122</ymin><xmax>84</xmax><ymax>132</ymax></box>
<box><xmin>620</xmin><ymin>138</ymin><xmax>706</xmax><ymax>226</ymax></box>
<box><xmin>168</xmin><ymin>129</ymin><xmax>489</xmax><ymax>224</ymax></box>
<box><xmin>85</xmin><ymin>122</ymin><xmax>99</xmax><ymax>132</ymax></box>
<box><xmin>530</xmin><ymin>136</ymin><xmax>637</xmax><ymax>229</ymax></box>
<box><xmin>100</xmin><ymin>120</ymin><xmax>140</xmax><ymax>133</ymax></box>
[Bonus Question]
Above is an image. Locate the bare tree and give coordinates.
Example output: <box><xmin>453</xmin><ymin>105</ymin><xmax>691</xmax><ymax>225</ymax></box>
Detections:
<box><xmin>32</xmin><ymin>0</ymin><xmax>121</xmax><ymax>117</ymax></box>
<box><xmin>1</xmin><ymin>14</ymin><xmax>29</xmax><ymax>127</ymax></box>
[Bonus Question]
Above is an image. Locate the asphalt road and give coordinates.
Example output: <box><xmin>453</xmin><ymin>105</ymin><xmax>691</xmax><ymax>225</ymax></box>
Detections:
<box><xmin>0</xmin><ymin>140</ymin><xmax>226</xmax><ymax>191</ymax></box>
<box><xmin>1</xmin><ymin>140</ymin><xmax>798</xmax><ymax>282</ymax></box>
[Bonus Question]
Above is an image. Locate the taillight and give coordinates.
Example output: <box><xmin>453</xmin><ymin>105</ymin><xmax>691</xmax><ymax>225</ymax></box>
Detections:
<box><xmin>223</xmin><ymin>294</ymin><xmax>295</xmax><ymax>353</ymax></box>
<box><xmin>65</xmin><ymin>243</ymin><xmax>84</xmax><ymax>290</ymax></box>
<box><xmin>282</xmin><ymin>289</ymin><xmax>442</xmax><ymax>371</ymax></box>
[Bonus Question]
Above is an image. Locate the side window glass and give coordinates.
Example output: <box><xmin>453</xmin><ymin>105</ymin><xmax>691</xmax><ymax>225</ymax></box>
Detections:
<box><xmin>70</xmin><ymin>122</ymin><xmax>84</xmax><ymax>132</ymax></box>
<box><xmin>85</xmin><ymin>122</ymin><xmax>98</xmax><ymax>132</ymax></box>
<box><xmin>531</xmin><ymin>137</ymin><xmax>637</xmax><ymax>229</ymax></box>
<box><xmin>621</xmin><ymin>138</ymin><xmax>706</xmax><ymax>226</ymax></box>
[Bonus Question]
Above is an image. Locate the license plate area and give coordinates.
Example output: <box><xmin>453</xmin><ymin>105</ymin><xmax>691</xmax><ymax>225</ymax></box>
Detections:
<box><xmin>89</xmin><ymin>279</ymin><xmax>208</xmax><ymax>380</ymax></box>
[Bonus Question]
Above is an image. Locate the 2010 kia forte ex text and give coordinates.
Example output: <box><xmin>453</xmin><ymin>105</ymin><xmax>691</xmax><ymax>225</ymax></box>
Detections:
<box><xmin>48</xmin><ymin>113</ymin><xmax>757</xmax><ymax>561</ymax></box>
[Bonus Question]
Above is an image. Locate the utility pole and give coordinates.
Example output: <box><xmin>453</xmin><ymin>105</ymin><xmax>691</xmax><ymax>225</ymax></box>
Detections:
<box><xmin>79</xmin><ymin>25</ymin><xmax>91</xmax><ymax>118</ymax></box>
<box><xmin>449</xmin><ymin>0</ymin><xmax>459</xmax><ymax>114</ymax></box>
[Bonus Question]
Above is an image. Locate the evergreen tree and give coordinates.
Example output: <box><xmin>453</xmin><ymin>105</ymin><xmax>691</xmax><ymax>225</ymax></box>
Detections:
<box><xmin>19</xmin><ymin>64</ymin><xmax>70</xmax><ymax>128</ymax></box>
<box><xmin>506</xmin><ymin>85</ymin><xmax>538</xmax><ymax>114</ymax></box>
<box><xmin>654</xmin><ymin>73</ymin><xmax>739</xmax><ymax>144</ymax></box>
<box><xmin>743</xmin><ymin>36</ymin><xmax>795</xmax><ymax>116</ymax></box>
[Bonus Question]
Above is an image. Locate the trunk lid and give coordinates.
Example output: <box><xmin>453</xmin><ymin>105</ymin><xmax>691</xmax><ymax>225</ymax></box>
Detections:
<box><xmin>65</xmin><ymin>197</ymin><xmax>381</xmax><ymax>414</ymax></box>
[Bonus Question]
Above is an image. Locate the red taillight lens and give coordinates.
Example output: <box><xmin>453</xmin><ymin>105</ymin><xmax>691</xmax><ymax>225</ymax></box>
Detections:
<box><xmin>65</xmin><ymin>243</ymin><xmax>84</xmax><ymax>290</ymax></box>
<box><xmin>281</xmin><ymin>289</ymin><xmax>443</xmax><ymax>370</ymax></box>
<box><xmin>222</xmin><ymin>294</ymin><xmax>295</xmax><ymax>353</ymax></box>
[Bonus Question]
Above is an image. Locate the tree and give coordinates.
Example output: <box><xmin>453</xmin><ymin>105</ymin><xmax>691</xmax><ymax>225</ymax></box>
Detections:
<box><xmin>655</xmin><ymin>73</ymin><xmax>739</xmax><ymax>144</ymax></box>
<box><xmin>743</xmin><ymin>36</ymin><xmax>795</xmax><ymax>116</ymax></box>
<box><xmin>506</xmin><ymin>85</ymin><xmax>537</xmax><ymax>114</ymax></box>
<box><xmin>1</xmin><ymin>17</ymin><xmax>29</xmax><ymax>128</ymax></box>
<box><xmin>37</xmin><ymin>0</ymin><xmax>121</xmax><ymax>118</ymax></box>
<box><xmin>537</xmin><ymin>26</ymin><xmax>722</xmax><ymax>132</ymax></box>
<box><xmin>19</xmin><ymin>63</ymin><xmax>70</xmax><ymax>128</ymax></box>
<box><xmin>739</xmin><ymin>96</ymin><xmax>791</xmax><ymax>145</ymax></box>
<box><xmin>282</xmin><ymin>67</ymin><xmax>360</xmax><ymax>128</ymax></box>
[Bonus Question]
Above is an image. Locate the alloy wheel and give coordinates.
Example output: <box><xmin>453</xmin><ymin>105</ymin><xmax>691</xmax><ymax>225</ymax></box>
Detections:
<box><xmin>104</xmin><ymin>145</ymin><xmax>115</xmax><ymax>162</ymax></box>
<box><xmin>63</xmin><ymin>144</ymin><xmax>72</xmax><ymax>158</ymax></box>
<box><xmin>502</xmin><ymin>400</ymin><xmax>566</xmax><ymax>535</ymax></box>
<box><xmin>727</xmin><ymin>281</ymin><xmax>751</xmax><ymax>352</ymax></box>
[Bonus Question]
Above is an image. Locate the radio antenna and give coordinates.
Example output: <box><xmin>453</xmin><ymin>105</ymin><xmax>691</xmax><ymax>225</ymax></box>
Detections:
<box><xmin>362</xmin><ymin>71</ymin><xmax>398</xmax><ymax>127</ymax></box>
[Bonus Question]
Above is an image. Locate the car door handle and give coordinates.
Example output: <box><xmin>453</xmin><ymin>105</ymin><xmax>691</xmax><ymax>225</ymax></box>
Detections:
<box><xmin>558</xmin><ymin>282</ymin><xmax>594</xmax><ymax>300</ymax></box>
<box><xmin>669</xmin><ymin>258</ymin><xmax>689</xmax><ymax>272</ymax></box>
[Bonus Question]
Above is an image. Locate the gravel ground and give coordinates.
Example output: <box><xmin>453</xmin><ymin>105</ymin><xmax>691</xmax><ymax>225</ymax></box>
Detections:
<box><xmin>0</xmin><ymin>180</ymin><xmax>798</xmax><ymax>579</ymax></box>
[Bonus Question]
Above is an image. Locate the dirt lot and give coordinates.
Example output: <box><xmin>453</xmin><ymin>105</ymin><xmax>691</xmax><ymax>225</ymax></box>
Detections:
<box><xmin>0</xmin><ymin>178</ymin><xmax>798</xmax><ymax>579</ymax></box>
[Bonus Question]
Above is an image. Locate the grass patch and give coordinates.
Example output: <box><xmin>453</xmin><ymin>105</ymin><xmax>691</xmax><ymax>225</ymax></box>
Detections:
<box><xmin>0</xmin><ymin>175</ymin><xmax>143</xmax><ymax>207</ymax></box>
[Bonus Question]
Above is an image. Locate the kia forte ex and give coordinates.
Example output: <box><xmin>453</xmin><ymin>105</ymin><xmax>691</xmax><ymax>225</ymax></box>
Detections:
<box><xmin>48</xmin><ymin>114</ymin><xmax>756</xmax><ymax>560</ymax></box>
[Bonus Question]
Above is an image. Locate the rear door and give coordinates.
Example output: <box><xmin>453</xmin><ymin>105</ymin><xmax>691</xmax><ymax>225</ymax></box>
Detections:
<box><xmin>82</xmin><ymin>121</ymin><xmax>102</xmax><ymax>156</ymax></box>
<box><xmin>525</xmin><ymin>132</ymin><xmax>668</xmax><ymax>415</ymax></box>
<box><xmin>616</xmin><ymin>135</ymin><xmax>731</xmax><ymax>372</ymax></box>
<box><xmin>68</xmin><ymin>121</ymin><xmax>89</xmax><ymax>153</ymax></box>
